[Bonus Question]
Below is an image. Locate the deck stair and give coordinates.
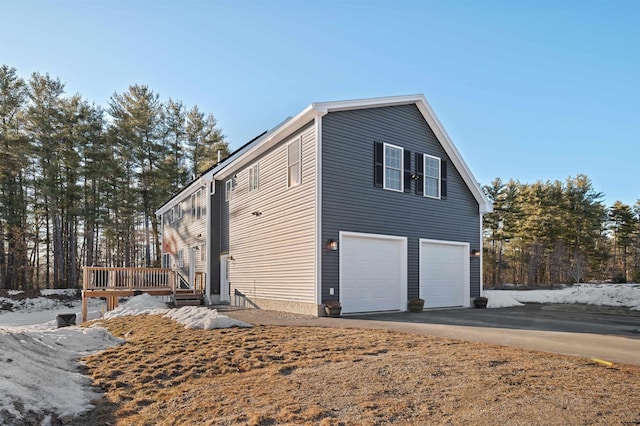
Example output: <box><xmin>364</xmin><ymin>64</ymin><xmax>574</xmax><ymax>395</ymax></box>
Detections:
<box><xmin>174</xmin><ymin>289</ymin><xmax>203</xmax><ymax>307</ymax></box>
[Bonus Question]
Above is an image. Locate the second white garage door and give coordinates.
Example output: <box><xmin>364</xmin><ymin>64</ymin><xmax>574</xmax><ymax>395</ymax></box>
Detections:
<box><xmin>340</xmin><ymin>232</ymin><xmax>407</xmax><ymax>314</ymax></box>
<box><xmin>420</xmin><ymin>239</ymin><xmax>469</xmax><ymax>308</ymax></box>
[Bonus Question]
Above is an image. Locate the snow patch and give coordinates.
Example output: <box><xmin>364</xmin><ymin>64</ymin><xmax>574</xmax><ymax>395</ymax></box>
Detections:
<box><xmin>164</xmin><ymin>306</ymin><xmax>252</xmax><ymax>329</ymax></box>
<box><xmin>485</xmin><ymin>284</ymin><xmax>640</xmax><ymax>310</ymax></box>
<box><xmin>102</xmin><ymin>293</ymin><xmax>170</xmax><ymax>319</ymax></box>
<box><xmin>0</xmin><ymin>325</ymin><xmax>124</xmax><ymax>421</ymax></box>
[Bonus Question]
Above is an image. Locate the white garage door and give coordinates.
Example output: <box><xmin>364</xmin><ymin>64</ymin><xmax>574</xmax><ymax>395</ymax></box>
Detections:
<box><xmin>420</xmin><ymin>239</ymin><xmax>469</xmax><ymax>308</ymax></box>
<box><xmin>340</xmin><ymin>232</ymin><xmax>407</xmax><ymax>314</ymax></box>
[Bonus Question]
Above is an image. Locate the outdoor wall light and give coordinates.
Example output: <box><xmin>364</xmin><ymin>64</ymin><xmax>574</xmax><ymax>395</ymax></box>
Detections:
<box><xmin>328</xmin><ymin>239</ymin><xmax>338</xmax><ymax>251</ymax></box>
<box><xmin>470</xmin><ymin>249</ymin><xmax>481</xmax><ymax>258</ymax></box>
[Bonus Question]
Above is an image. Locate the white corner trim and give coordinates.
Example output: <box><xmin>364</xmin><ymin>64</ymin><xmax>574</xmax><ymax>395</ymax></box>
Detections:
<box><xmin>314</xmin><ymin>112</ymin><xmax>323</xmax><ymax>305</ymax></box>
<box><xmin>479</xmin><ymin>214</ymin><xmax>484</xmax><ymax>297</ymax></box>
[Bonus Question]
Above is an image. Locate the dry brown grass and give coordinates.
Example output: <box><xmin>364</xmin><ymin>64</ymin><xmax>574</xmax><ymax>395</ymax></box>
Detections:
<box><xmin>73</xmin><ymin>315</ymin><xmax>640</xmax><ymax>425</ymax></box>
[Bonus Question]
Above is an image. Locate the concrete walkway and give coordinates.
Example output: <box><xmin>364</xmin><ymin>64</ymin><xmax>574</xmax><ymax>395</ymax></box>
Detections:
<box><xmin>223</xmin><ymin>306</ymin><xmax>640</xmax><ymax>366</ymax></box>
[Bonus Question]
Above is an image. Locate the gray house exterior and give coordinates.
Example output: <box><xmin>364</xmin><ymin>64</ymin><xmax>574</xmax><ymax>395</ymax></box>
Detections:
<box><xmin>156</xmin><ymin>95</ymin><xmax>492</xmax><ymax>316</ymax></box>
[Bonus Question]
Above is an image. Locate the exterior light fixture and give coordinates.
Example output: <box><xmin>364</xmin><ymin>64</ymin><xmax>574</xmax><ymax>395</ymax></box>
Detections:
<box><xmin>328</xmin><ymin>239</ymin><xmax>338</xmax><ymax>251</ymax></box>
<box><xmin>470</xmin><ymin>249</ymin><xmax>480</xmax><ymax>258</ymax></box>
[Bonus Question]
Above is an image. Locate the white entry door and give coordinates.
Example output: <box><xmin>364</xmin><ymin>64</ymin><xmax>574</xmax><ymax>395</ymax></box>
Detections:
<box><xmin>220</xmin><ymin>254</ymin><xmax>230</xmax><ymax>302</ymax></box>
<box><xmin>420</xmin><ymin>239</ymin><xmax>469</xmax><ymax>308</ymax></box>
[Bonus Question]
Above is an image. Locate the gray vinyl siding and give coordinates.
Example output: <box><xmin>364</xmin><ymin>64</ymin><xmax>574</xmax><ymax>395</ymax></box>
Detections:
<box><xmin>208</xmin><ymin>181</ymin><xmax>225</xmax><ymax>295</ymax></box>
<box><xmin>321</xmin><ymin>104</ymin><xmax>481</xmax><ymax>301</ymax></box>
<box><xmin>220</xmin><ymin>179</ymin><xmax>229</xmax><ymax>253</ymax></box>
<box><xmin>228</xmin><ymin>123</ymin><xmax>316</xmax><ymax>303</ymax></box>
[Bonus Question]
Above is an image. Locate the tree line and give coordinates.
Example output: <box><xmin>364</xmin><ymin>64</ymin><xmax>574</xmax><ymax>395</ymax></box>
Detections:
<box><xmin>483</xmin><ymin>176</ymin><xmax>639</xmax><ymax>287</ymax></box>
<box><xmin>0</xmin><ymin>65</ymin><xmax>229</xmax><ymax>290</ymax></box>
<box><xmin>1</xmin><ymin>65</ymin><xmax>637</xmax><ymax>290</ymax></box>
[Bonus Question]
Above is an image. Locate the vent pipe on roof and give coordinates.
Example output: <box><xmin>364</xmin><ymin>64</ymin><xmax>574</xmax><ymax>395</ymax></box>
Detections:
<box><xmin>217</xmin><ymin>150</ymin><xmax>221</xmax><ymax>164</ymax></box>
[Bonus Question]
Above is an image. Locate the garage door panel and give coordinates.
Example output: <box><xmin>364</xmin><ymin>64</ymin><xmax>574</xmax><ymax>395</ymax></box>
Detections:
<box><xmin>420</xmin><ymin>240</ymin><xmax>468</xmax><ymax>308</ymax></box>
<box><xmin>340</xmin><ymin>233</ymin><xmax>406</xmax><ymax>314</ymax></box>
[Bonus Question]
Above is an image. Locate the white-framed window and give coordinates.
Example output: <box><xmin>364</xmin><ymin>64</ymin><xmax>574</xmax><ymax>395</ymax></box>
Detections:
<box><xmin>249</xmin><ymin>163</ymin><xmax>259</xmax><ymax>192</ymax></box>
<box><xmin>225</xmin><ymin>179</ymin><xmax>233</xmax><ymax>202</ymax></box>
<box><xmin>200</xmin><ymin>243</ymin><xmax>206</xmax><ymax>261</ymax></box>
<box><xmin>162</xmin><ymin>253</ymin><xmax>170</xmax><ymax>268</ymax></box>
<box><xmin>424</xmin><ymin>154</ymin><xmax>441</xmax><ymax>199</ymax></box>
<box><xmin>384</xmin><ymin>143</ymin><xmax>403</xmax><ymax>192</ymax></box>
<box><xmin>201</xmin><ymin>188</ymin><xmax>206</xmax><ymax>216</ymax></box>
<box><xmin>191</xmin><ymin>191</ymin><xmax>199</xmax><ymax>220</ymax></box>
<box><xmin>178</xmin><ymin>249</ymin><xmax>184</xmax><ymax>268</ymax></box>
<box><xmin>287</xmin><ymin>138</ymin><xmax>301</xmax><ymax>188</ymax></box>
<box><xmin>169</xmin><ymin>207</ymin><xmax>175</xmax><ymax>223</ymax></box>
<box><xmin>177</xmin><ymin>202</ymin><xmax>182</xmax><ymax>219</ymax></box>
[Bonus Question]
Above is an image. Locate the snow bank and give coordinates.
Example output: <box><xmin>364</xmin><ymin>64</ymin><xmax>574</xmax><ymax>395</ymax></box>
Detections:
<box><xmin>1</xmin><ymin>295</ymin><xmax>105</xmax><ymax>328</ymax></box>
<box><xmin>164</xmin><ymin>305</ymin><xmax>252</xmax><ymax>329</ymax></box>
<box><xmin>103</xmin><ymin>294</ymin><xmax>252</xmax><ymax>329</ymax></box>
<box><xmin>0</xmin><ymin>325</ymin><xmax>124</xmax><ymax>422</ymax></box>
<box><xmin>0</xmin><ymin>292</ymin><xmax>252</xmax><ymax>423</ymax></box>
<box><xmin>102</xmin><ymin>293</ymin><xmax>170</xmax><ymax>319</ymax></box>
<box><xmin>485</xmin><ymin>284</ymin><xmax>640</xmax><ymax>310</ymax></box>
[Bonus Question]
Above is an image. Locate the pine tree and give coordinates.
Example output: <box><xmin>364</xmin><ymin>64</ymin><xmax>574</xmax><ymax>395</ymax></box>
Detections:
<box><xmin>26</xmin><ymin>72</ymin><xmax>67</xmax><ymax>288</ymax></box>
<box><xmin>609</xmin><ymin>201</ymin><xmax>636</xmax><ymax>282</ymax></box>
<box><xmin>108</xmin><ymin>85</ymin><xmax>165</xmax><ymax>267</ymax></box>
<box><xmin>185</xmin><ymin>105</ymin><xmax>228</xmax><ymax>178</ymax></box>
<box><xmin>0</xmin><ymin>65</ymin><xmax>29</xmax><ymax>289</ymax></box>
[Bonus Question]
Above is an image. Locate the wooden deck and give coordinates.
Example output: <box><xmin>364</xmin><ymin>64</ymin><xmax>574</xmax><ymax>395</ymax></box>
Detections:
<box><xmin>82</xmin><ymin>267</ymin><xmax>205</xmax><ymax>322</ymax></box>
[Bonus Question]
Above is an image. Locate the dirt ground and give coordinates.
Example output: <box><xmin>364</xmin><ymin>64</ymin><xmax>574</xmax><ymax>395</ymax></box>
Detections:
<box><xmin>66</xmin><ymin>314</ymin><xmax>640</xmax><ymax>426</ymax></box>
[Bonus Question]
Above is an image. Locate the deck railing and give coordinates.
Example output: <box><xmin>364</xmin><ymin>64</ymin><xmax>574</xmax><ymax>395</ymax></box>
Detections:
<box><xmin>83</xmin><ymin>267</ymin><xmax>177</xmax><ymax>292</ymax></box>
<box><xmin>82</xmin><ymin>267</ymin><xmax>207</xmax><ymax>322</ymax></box>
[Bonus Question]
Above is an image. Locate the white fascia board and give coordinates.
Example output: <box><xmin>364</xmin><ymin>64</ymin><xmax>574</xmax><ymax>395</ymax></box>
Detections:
<box><xmin>414</xmin><ymin>95</ymin><xmax>493</xmax><ymax>213</ymax></box>
<box><xmin>155</xmin><ymin>174</ymin><xmax>214</xmax><ymax>216</ymax></box>
<box><xmin>214</xmin><ymin>95</ymin><xmax>425</xmax><ymax>182</ymax></box>
<box><xmin>177</xmin><ymin>93</ymin><xmax>491</xmax><ymax>215</ymax></box>
<box><xmin>313</xmin><ymin>94</ymin><xmax>424</xmax><ymax>113</ymax></box>
<box><xmin>215</xmin><ymin>105</ymin><xmax>322</xmax><ymax>180</ymax></box>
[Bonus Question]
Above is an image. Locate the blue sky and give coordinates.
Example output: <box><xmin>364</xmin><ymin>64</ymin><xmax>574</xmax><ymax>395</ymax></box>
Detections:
<box><xmin>1</xmin><ymin>0</ymin><xmax>638</xmax><ymax>207</ymax></box>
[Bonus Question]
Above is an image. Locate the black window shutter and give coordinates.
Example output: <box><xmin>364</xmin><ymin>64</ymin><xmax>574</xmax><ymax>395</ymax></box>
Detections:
<box><xmin>403</xmin><ymin>149</ymin><xmax>412</xmax><ymax>193</ymax></box>
<box><xmin>441</xmin><ymin>160</ymin><xmax>448</xmax><ymax>199</ymax></box>
<box><xmin>374</xmin><ymin>142</ymin><xmax>383</xmax><ymax>188</ymax></box>
<box><xmin>415</xmin><ymin>153</ymin><xmax>424</xmax><ymax>195</ymax></box>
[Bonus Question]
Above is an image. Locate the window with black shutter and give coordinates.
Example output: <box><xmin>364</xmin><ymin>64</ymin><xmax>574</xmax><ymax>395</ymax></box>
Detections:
<box><xmin>374</xmin><ymin>141</ymin><xmax>384</xmax><ymax>188</ymax></box>
<box><xmin>415</xmin><ymin>152</ymin><xmax>424</xmax><ymax>195</ymax></box>
<box><xmin>441</xmin><ymin>160</ymin><xmax>448</xmax><ymax>199</ymax></box>
<box><xmin>403</xmin><ymin>149</ymin><xmax>412</xmax><ymax>193</ymax></box>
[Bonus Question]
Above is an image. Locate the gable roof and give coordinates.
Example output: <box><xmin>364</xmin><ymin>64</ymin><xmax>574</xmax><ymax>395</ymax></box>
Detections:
<box><xmin>314</xmin><ymin>94</ymin><xmax>491</xmax><ymax>213</ymax></box>
<box><xmin>156</xmin><ymin>94</ymin><xmax>492</xmax><ymax>215</ymax></box>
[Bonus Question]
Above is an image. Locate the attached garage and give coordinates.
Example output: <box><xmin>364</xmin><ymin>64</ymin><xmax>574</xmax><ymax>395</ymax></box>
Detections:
<box><xmin>420</xmin><ymin>239</ymin><xmax>470</xmax><ymax>308</ymax></box>
<box><xmin>340</xmin><ymin>232</ymin><xmax>407</xmax><ymax>314</ymax></box>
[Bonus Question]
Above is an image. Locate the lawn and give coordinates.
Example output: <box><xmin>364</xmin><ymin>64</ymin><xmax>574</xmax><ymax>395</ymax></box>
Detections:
<box><xmin>71</xmin><ymin>314</ymin><xmax>640</xmax><ymax>425</ymax></box>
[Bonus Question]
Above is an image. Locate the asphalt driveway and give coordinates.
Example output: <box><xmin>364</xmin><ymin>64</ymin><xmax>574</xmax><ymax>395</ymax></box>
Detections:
<box><xmin>349</xmin><ymin>304</ymin><xmax>640</xmax><ymax>339</ymax></box>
